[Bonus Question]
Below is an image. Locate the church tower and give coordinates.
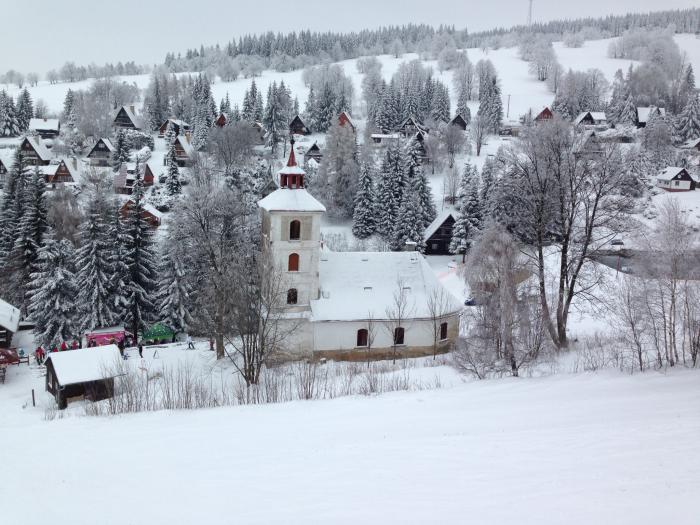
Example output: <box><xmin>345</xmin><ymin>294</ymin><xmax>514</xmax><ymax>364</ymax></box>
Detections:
<box><xmin>257</xmin><ymin>140</ymin><xmax>326</xmax><ymax>317</ymax></box>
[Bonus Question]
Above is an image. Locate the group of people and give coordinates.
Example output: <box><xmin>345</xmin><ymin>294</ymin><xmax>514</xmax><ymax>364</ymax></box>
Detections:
<box><xmin>34</xmin><ymin>340</ymin><xmax>81</xmax><ymax>365</ymax></box>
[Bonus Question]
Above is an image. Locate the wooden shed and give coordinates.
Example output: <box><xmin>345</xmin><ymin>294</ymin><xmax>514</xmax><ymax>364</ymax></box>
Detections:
<box><xmin>45</xmin><ymin>346</ymin><xmax>123</xmax><ymax>409</ymax></box>
<box><xmin>449</xmin><ymin>114</ymin><xmax>468</xmax><ymax>131</ymax></box>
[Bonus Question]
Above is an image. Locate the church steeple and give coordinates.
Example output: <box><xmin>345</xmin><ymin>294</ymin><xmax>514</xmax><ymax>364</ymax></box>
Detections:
<box><xmin>279</xmin><ymin>137</ymin><xmax>305</xmax><ymax>189</ymax></box>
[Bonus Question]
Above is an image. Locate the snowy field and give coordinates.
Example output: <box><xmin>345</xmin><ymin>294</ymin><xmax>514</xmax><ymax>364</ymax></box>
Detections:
<box><xmin>2</xmin><ymin>353</ymin><xmax>698</xmax><ymax>524</ymax></box>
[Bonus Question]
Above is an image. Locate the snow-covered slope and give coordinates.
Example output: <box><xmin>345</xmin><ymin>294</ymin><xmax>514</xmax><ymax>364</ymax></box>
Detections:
<box><xmin>3</xmin><ymin>367</ymin><xmax>698</xmax><ymax>524</ymax></box>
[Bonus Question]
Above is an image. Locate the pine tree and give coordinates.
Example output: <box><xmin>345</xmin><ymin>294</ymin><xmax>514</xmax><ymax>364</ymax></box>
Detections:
<box><xmin>456</xmin><ymin>85</ymin><xmax>472</xmax><ymax>124</ymax></box>
<box><xmin>317</xmin><ymin>122</ymin><xmax>359</xmax><ymax>217</ymax></box>
<box><xmin>352</xmin><ymin>161</ymin><xmax>376</xmax><ymax>239</ymax></box>
<box><xmin>112</xmin><ymin>129</ymin><xmax>130</xmax><ymax>172</ymax></box>
<box><xmin>192</xmin><ymin>105</ymin><xmax>210</xmax><ymax>150</ymax></box>
<box><xmin>618</xmin><ymin>94</ymin><xmax>638</xmax><ymax>127</ymax></box>
<box><xmin>76</xmin><ymin>195</ymin><xmax>116</xmax><ymax>332</ymax></box>
<box><xmin>607</xmin><ymin>69</ymin><xmax>626</xmax><ymax>125</ymax></box>
<box><xmin>479</xmin><ymin>156</ymin><xmax>497</xmax><ymax>218</ymax></box>
<box><xmin>676</xmin><ymin>93</ymin><xmax>700</xmax><ymax>142</ymax></box>
<box><xmin>27</xmin><ymin>238</ymin><xmax>79</xmax><ymax>348</ymax></box>
<box><xmin>121</xmin><ymin>176</ymin><xmax>159</xmax><ymax>344</ymax></box>
<box><xmin>405</xmin><ymin>138</ymin><xmax>436</xmax><ymax>227</ymax></box>
<box><xmin>392</xmin><ymin>179</ymin><xmax>427</xmax><ymax>252</ymax></box>
<box><xmin>157</xmin><ymin>245</ymin><xmax>193</xmax><ymax>335</ymax></box>
<box><xmin>220</xmin><ymin>93</ymin><xmax>232</xmax><ymax>116</ymax></box>
<box><xmin>431</xmin><ymin>83</ymin><xmax>451</xmax><ymax>123</ymax></box>
<box><xmin>16</xmin><ymin>89</ymin><xmax>34</xmax><ymax>132</ymax></box>
<box><xmin>0</xmin><ymin>147</ymin><xmax>27</xmax><ymax>266</ymax></box>
<box><xmin>63</xmin><ymin>89</ymin><xmax>76</xmax><ymax>121</ymax></box>
<box><xmin>376</xmin><ymin>142</ymin><xmax>406</xmax><ymax>239</ymax></box>
<box><xmin>450</xmin><ymin>164</ymin><xmax>482</xmax><ymax>260</ymax></box>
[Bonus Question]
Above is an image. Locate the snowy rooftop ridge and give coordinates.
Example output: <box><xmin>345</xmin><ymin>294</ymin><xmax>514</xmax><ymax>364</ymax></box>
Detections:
<box><xmin>423</xmin><ymin>209</ymin><xmax>456</xmax><ymax>241</ymax></box>
<box><xmin>0</xmin><ymin>297</ymin><xmax>20</xmax><ymax>333</ymax></box>
<box><xmin>657</xmin><ymin>167</ymin><xmax>688</xmax><ymax>181</ymax></box>
<box><xmin>45</xmin><ymin>345</ymin><xmax>123</xmax><ymax>386</ymax></box>
<box><xmin>29</xmin><ymin>118</ymin><xmax>60</xmax><ymax>131</ymax></box>
<box><xmin>311</xmin><ymin>251</ymin><xmax>463</xmax><ymax>322</ymax></box>
<box><xmin>258</xmin><ymin>188</ymin><xmax>326</xmax><ymax>212</ymax></box>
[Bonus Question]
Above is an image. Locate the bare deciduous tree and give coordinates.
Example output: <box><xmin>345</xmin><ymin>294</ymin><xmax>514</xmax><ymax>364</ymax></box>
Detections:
<box><xmin>384</xmin><ymin>279</ymin><xmax>414</xmax><ymax>364</ymax></box>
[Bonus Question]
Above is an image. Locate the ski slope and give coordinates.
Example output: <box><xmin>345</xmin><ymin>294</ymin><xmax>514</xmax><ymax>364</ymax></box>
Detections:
<box><xmin>3</xmin><ymin>366</ymin><xmax>698</xmax><ymax>524</ymax></box>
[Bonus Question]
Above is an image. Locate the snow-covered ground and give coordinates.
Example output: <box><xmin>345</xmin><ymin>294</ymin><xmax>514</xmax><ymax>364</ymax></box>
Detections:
<box><xmin>3</xmin><ymin>352</ymin><xmax>698</xmax><ymax>524</ymax></box>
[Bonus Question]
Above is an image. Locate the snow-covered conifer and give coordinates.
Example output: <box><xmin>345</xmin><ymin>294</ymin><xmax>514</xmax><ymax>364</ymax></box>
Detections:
<box><xmin>450</xmin><ymin>164</ymin><xmax>482</xmax><ymax>260</ymax></box>
<box><xmin>352</xmin><ymin>161</ymin><xmax>376</xmax><ymax>239</ymax></box>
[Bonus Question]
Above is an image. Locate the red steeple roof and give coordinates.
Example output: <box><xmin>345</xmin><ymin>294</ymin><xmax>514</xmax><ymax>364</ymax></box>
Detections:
<box><xmin>287</xmin><ymin>144</ymin><xmax>298</xmax><ymax>167</ymax></box>
<box><xmin>279</xmin><ymin>138</ymin><xmax>305</xmax><ymax>189</ymax></box>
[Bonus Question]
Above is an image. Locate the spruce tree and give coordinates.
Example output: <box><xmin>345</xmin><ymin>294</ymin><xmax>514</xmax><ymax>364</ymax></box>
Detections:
<box><xmin>392</xmin><ymin>179</ymin><xmax>427</xmax><ymax>252</ymax></box>
<box><xmin>352</xmin><ymin>161</ymin><xmax>377</xmax><ymax>239</ymax></box>
<box><xmin>450</xmin><ymin>164</ymin><xmax>482</xmax><ymax>261</ymax></box>
<box><xmin>456</xmin><ymin>86</ymin><xmax>472</xmax><ymax>125</ymax></box>
<box><xmin>676</xmin><ymin>93</ymin><xmax>700</xmax><ymax>142</ymax></box>
<box><xmin>16</xmin><ymin>89</ymin><xmax>34</xmax><ymax>132</ymax></box>
<box><xmin>121</xmin><ymin>176</ymin><xmax>159</xmax><ymax>344</ymax></box>
<box><xmin>112</xmin><ymin>129</ymin><xmax>130</xmax><ymax>172</ymax></box>
<box><xmin>220</xmin><ymin>93</ymin><xmax>232</xmax><ymax>116</ymax></box>
<box><xmin>0</xmin><ymin>147</ymin><xmax>27</xmax><ymax>265</ymax></box>
<box><xmin>405</xmin><ymin>138</ymin><xmax>436</xmax><ymax>227</ymax></box>
<box><xmin>376</xmin><ymin>142</ymin><xmax>406</xmax><ymax>239</ymax></box>
<box><xmin>618</xmin><ymin>94</ymin><xmax>638</xmax><ymax>127</ymax></box>
<box><xmin>607</xmin><ymin>69</ymin><xmax>626</xmax><ymax>125</ymax></box>
<box><xmin>317</xmin><ymin>122</ymin><xmax>359</xmax><ymax>217</ymax></box>
<box><xmin>157</xmin><ymin>244</ymin><xmax>193</xmax><ymax>335</ymax></box>
<box><xmin>27</xmin><ymin>238</ymin><xmax>79</xmax><ymax>348</ymax></box>
<box><xmin>76</xmin><ymin>195</ymin><xmax>116</xmax><ymax>332</ymax></box>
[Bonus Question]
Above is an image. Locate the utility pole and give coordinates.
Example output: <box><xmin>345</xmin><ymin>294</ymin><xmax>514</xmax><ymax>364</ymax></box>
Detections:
<box><xmin>507</xmin><ymin>94</ymin><xmax>511</xmax><ymax>119</ymax></box>
<box><xmin>528</xmin><ymin>0</ymin><xmax>533</xmax><ymax>28</ymax></box>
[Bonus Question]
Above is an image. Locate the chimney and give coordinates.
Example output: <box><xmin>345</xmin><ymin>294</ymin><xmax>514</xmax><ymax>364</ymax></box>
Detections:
<box><xmin>129</xmin><ymin>105</ymin><xmax>136</xmax><ymax>115</ymax></box>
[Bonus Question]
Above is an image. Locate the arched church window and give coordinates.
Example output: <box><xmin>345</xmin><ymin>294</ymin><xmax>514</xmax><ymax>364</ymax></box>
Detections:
<box><xmin>288</xmin><ymin>253</ymin><xmax>299</xmax><ymax>272</ymax></box>
<box><xmin>290</xmin><ymin>220</ymin><xmax>301</xmax><ymax>240</ymax></box>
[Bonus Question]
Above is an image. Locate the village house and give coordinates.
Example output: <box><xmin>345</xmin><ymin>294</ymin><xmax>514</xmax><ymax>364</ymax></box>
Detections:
<box><xmin>44</xmin><ymin>345</ymin><xmax>123</xmax><ymax>410</ymax></box>
<box><xmin>573</xmin><ymin>130</ymin><xmax>604</xmax><ymax>160</ymax></box>
<box><xmin>636</xmin><ymin>106</ymin><xmax>666</xmax><ymax>128</ymax></box>
<box><xmin>213</xmin><ymin>113</ymin><xmax>228</xmax><ymax>128</ymax></box>
<box><xmin>0</xmin><ymin>298</ymin><xmax>20</xmax><ymax>349</ymax></box>
<box><xmin>681</xmin><ymin>137</ymin><xmax>700</xmax><ymax>153</ymax></box>
<box><xmin>449</xmin><ymin>114</ymin><xmax>468</xmax><ymax>131</ymax></box>
<box><xmin>251</xmin><ymin>121</ymin><xmax>266</xmax><ymax>145</ymax></box>
<box><xmin>304</xmin><ymin>142</ymin><xmax>323</xmax><ymax>166</ymax></box>
<box><xmin>573</xmin><ymin>111</ymin><xmax>608</xmax><ymax>128</ymax></box>
<box><xmin>119</xmin><ymin>199</ymin><xmax>162</xmax><ymax>228</ymax></box>
<box><xmin>397</xmin><ymin>116</ymin><xmax>428</xmax><ymax>137</ymax></box>
<box><xmin>289</xmin><ymin>115</ymin><xmax>311</xmax><ymax>135</ymax></box>
<box><xmin>170</xmin><ymin>135</ymin><xmax>194</xmax><ymax>166</ymax></box>
<box><xmin>423</xmin><ymin>210</ymin><xmax>456</xmax><ymax>256</ymax></box>
<box><xmin>28</xmin><ymin>118</ymin><xmax>61</xmax><ymax>139</ymax></box>
<box><xmin>0</xmin><ymin>157</ymin><xmax>8</xmax><ymax>187</ymax></box>
<box><xmin>371</xmin><ymin>133</ymin><xmax>401</xmax><ymax>145</ymax></box>
<box><xmin>19</xmin><ymin>136</ymin><xmax>52</xmax><ymax>166</ymax></box>
<box><xmin>257</xmin><ymin>146</ymin><xmax>462</xmax><ymax>360</ymax></box>
<box><xmin>114</xmin><ymin>162</ymin><xmax>155</xmax><ymax>194</ymax></box>
<box><xmin>158</xmin><ymin>119</ymin><xmax>190</xmax><ymax>137</ymax></box>
<box><xmin>39</xmin><ymin>159</ymin><xmax>79</xmax><ymax>187</ymax></box>
<box><xmin>86</xmin><ymin>138</ymin><xmax>115</xmax><ymax>166</ymax></box>
<box><xmin>533</xmin><ymin>106</ymin><xmax>554</xmax><ymax>123</ymax></box>
<box><xmin>112</xmin><ymin>105</ymin><xmax>141</xmax><ymax>130</ymax></box>
<box><xmin>338</xmin><ymin>111</ymin><xmax>355</xmax><ymax>132</ymax></box>
<box><xmin>656</xmin><ymin>167</ymin><xmax>696</xmax><ymax>192</ymax></box>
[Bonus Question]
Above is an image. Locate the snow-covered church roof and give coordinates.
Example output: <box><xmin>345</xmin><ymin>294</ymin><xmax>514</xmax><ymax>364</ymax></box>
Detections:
<box><xmin>311</xmin><ymin>251</ymin><xmax>463</xmax><ymax>322</ymax></box>
<box><xmin>258</xmin><ymin>142</ymin><xmax>326</xmax><ymax>212</ymax></box>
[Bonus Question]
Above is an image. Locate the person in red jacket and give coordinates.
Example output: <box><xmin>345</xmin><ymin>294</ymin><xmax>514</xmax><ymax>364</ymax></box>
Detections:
<box><xmin>71</xmin><ymin>340</ymin><xmax>78</xmax><ymax>350</ymax></box>
<box><xmin>60</xmin><ymin>341</ymin><xmax>68</xmax><ymax>351</ymax></box>
<box><xmin>35</xmin><ymin>346</ymin><xmax>45</xmax><ymax>365</ymax></box>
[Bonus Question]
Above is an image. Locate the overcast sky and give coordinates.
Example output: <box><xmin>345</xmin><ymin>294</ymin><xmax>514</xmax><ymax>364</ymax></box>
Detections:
<box><xmin>0</xmin><ymin>0</ymin><xmax>693</xmax><ymax>74</ymax></box>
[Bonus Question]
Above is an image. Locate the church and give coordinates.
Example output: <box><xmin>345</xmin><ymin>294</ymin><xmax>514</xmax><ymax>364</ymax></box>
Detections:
<box><xmin>257</xmin><ymin>146</ymin><xmax>463</xmax><ymax>360</ymax></box>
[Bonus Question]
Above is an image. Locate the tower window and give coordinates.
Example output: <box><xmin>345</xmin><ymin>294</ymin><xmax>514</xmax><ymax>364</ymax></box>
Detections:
<box><xmin>394</xmin><ymin>327</ymin><xmax>405</xmax><ymax>346</ymax></box>
<box><xmin>356</xmin><ymin>329</ymin><xmax>368</xmax><ymax>347</ymax></box>
<box><xmin>287</xmin><ymin>288</ymin><xmax>298</xmax><ymax>305</ymax></box>
<box><xmin>288</xmin><ymin>253</ymin><xmax>299</xmax><ymax>272</ymax></box>
<box><xmin>289</xmin><ymin>220</ymin><xmax>301</xmax><ymax>240</ymax></box>
<box><xmin>440</xmin><ymin>322</ymin><xmax>448</xmax><ymax>341</ymax></box>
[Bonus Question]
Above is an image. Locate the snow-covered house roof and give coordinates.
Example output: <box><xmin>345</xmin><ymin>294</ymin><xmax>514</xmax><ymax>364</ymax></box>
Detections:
<box><xmin>657</xmin><ymin>167</ymin><xmax>690</xmax><ymax>182</ymax></box>
<box><xmin>258</xmin><ymin>189</ymin><xmax>326</xmax><ymax>212</ymax></box>
<box><xmin>636</xmin><ymin>107</ymin><xmax>666</xmax><ymax>124</ymax></box>
<box><xmin>142</xmin><ymin>203</ymin><xmax>163</xmax><ymax>219</ymax></box>
<box><xmin>311</xmin><ymin>251</ymin><xmax>463</xmax><ymax>322</ymax></box>
<box><xmin>423</xmin><ymin>209</ymin><xmax>456</xmax><ymax>241</ymax></box>
<box><xmin>682</xmin><ymin>137</ymin><xmax>700</xmax><ymax>149</ymax></box>
<box><xmin>573</xmin><ymin>111</ymin><xmax>607</xmax><ymax>125</ymax></box>
<box><xmin>45</xmin><ymin>346</ymin><xmax>123</xmax><ymax>386</ymax></box>
<box><xmin>121</xmin><ymin>106</ymin><xmax>139</xmax><ymax>125</ymax></box>
<box><xmin>89</xmin><ymin>137</ymin><xmax>115</xmax><ymax>155</ymax></box>
<box><xmin>24</xmin><ymin>136</ymin><xmax>52</xmax><ymax>162</ymax></box>
<box><xmin>0</xmin><ymin>297</ymin><xmax>20</xmax><ymax>333</ymax></box>
<box><xmin>29</xmin><ymin>118</ymin><xmax>60</xmax><ymax>132</ymax></box>
<box><xmin>176</xmin><ymin>135</ymin><xmax>194</xmax><ymax>156</ymax></box>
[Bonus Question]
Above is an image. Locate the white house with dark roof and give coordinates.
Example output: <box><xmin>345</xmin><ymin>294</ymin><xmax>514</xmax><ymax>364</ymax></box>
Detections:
<box><xmin>257</xmin><ymin>142</ymin><xmax>462</xmax><ymax>359</ymax></box>
<box><xmin>656</xmin><ymin>167</ymin><xmax>696</xmax><ymax>192</ymax></box>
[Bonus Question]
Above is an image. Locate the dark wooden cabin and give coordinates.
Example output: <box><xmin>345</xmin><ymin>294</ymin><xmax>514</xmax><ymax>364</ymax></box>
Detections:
<box><xmin>423</xmin><ymin>212</ymin><xmax>456</xmax><ymax>255</ymax></box>
<box><xmin>113</xmin><ymin>106</ymin><xmax>140</xmax><ymax>130</ymax></box>
<box><xmin>173</xmin><ymin>135</ymin><xmax>194</xmax><ymax>166</ymax></box>
<box><xmin>534</xmin><ymin>107</ymin><xmax>554</xmax><ymax>123</ymax></box>
<box><xmin>87</xmin><ymin>138</ymin><xmax>115</xmax><ymax>166</ymax></box>
<box><xmin>304</xmin><ymin>142</ymin><xmax>323</xmax><ymax>165</ymax></box>
<box><xmin>45</xmin><ymin>346</ymin><xmax>122</xmax><ymax>410</ymax></box>
<box><xmin>450</xmin><ymin>114</ymin><xmax>468</xmax><ymax>131</ymax></box>
<box><xmin>289</xmin><ymin>115</ymin><xmax>311</xmax><ymax>135</ymax></box>
<box><xmin>214</xmin><ymin>113</ymin><xmax>228</xmax><ymax>128</ymax></box>
<box><xmin>20</xmin><ymin>136</ymin><xmax>52</xmax><ymax>166</ymax></box>
<box><xmin>119</xmin><ymin>200</ymin><xmax>162</xmax><ymax>228</ymax></box>
<box><xmin>45</xmin><ymin>159</ymin><xmax>77</xmax><ymax>185</ymax></box>
<box><xmin>397</xmin><ymin>116</ymin><xmax>428</xmax><ymax>137</ymax></box>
